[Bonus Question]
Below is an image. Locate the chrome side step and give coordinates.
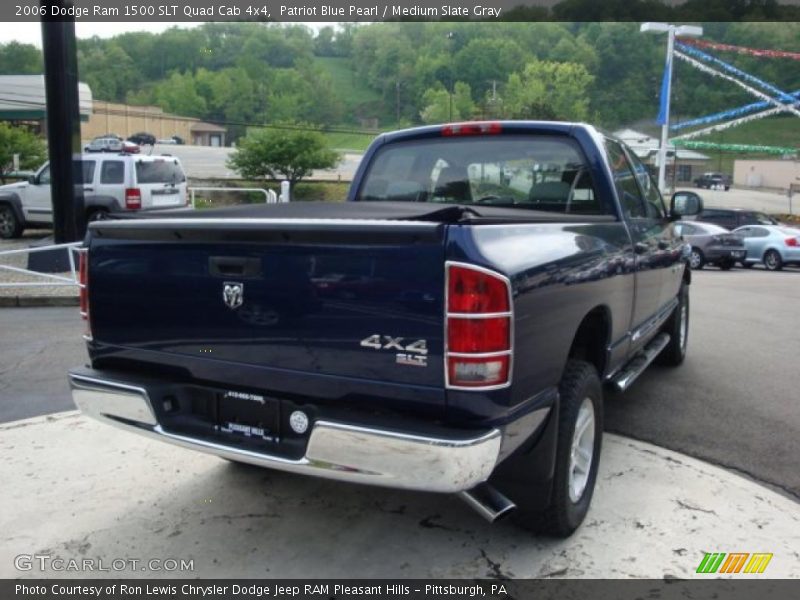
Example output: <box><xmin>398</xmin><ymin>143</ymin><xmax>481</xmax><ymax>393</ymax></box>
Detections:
<box><xmin>610</xmin><ymin>333</ymin><xmax>670</xmax><ymax>392</ymax></box>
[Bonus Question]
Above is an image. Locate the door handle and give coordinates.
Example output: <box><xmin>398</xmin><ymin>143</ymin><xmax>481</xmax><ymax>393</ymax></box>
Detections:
<box><xmin>634</xmin><ymin>242</ymin><xmax>648</xmax><ymax>254</ymax></box>
<box><xmin>84</xmin><ymin>187</ymin><xmax>94</xmax><ymax>191</ymax></box>
<box><xmin>209</xmin><ymin>256</ymin><xmax>261</xmax><ymax>278</ymax></box>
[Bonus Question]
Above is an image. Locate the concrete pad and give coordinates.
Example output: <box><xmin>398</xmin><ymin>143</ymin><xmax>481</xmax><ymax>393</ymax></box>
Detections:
<box><xmin>1</xmin><ymin>412</ymin><xmax>798</xmax><ymax>579</ymax></box>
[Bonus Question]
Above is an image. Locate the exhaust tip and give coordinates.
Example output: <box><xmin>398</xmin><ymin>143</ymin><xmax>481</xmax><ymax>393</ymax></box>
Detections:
<box><xmin>459</xmin><ymin>483</ymin><xmax>516</xmax><ymax>523</ymax></box>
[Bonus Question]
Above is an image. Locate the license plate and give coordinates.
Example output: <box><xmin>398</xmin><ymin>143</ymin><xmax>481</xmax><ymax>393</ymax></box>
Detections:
<box><xmin>151</xmin><ymin>188</ymin><xmax>178</xmax><ymax>195</ymax></box>
<box><xmin>731</xmin><ymin>251</ymin><xmax>745</xmax><ymax>258</ymax></box>
<box><xmin>217</xmin><ymin>391</ymin><xmax>280</xmax><ymax>443</ymax></box>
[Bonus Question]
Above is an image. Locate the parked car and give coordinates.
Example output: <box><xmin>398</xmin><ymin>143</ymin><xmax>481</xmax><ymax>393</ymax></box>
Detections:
<box><xmin>674</xmin><ymin>221</ymin><xmax>746</xmax><ymax>270</ymax></box>
<box><xmin>693</xmin><ymin>172</ymin><xmax>732</xmax><ymax>190</ymax></box>
<box><xmin>84</xmin><ymin>136</ymin><xmax>123</xmax><ymax>153</ymax></box>
<box><xmin>128</xmin><ymin>132</ymin><xmax>156</xmax><ymax>146</ymax></box>
<box><xmin>0</xmin><ymin>153</ymin><xmax>188</xmax><ymax>238</ymax></box>
<box><xmin>69</xmin><ymin>121</ymin><xmax>701</xmax><ymax>537</ymax></box>
<box><xmin>156</xmin><ymin>138</ymin><xmax>177</xmax><ymax>145</ymax></box>
<box><xmin>677</xmin><ymin>197</ymin><xmax>779</xmax><ymax>230</ymax></box>
<box><xmin>733</xmin><ymin>225</ymin><xmax>800</xmax><ymax>271</ymax></box>
<box><xmin>171</xmin><ymin>135</ymin><xmax>185</xmax><ymax>145</ymax></box>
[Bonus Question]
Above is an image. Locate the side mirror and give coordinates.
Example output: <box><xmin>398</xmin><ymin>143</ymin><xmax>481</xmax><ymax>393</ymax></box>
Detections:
<box><xmin>27</xmin><ymin>175</ymin><xmax>37</xmax><ymax>185</ymax></box>
<box><xmin>670</xmin><ymin>191</ymin><xmax>703</xmax><ymax>219</ymax></box>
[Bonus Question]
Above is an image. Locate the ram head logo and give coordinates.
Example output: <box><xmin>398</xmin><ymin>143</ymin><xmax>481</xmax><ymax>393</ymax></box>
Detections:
<box><xmin>223</xmin><ymin>282</ymin><xmax>244</xmax><ymax>310</ymax></box>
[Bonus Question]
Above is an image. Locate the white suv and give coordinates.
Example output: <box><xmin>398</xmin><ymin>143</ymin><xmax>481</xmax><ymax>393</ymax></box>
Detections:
<box><xmin>0</xmin><ymin>153</ymin><xmax>188</xmax><ymax>238</ymax></box>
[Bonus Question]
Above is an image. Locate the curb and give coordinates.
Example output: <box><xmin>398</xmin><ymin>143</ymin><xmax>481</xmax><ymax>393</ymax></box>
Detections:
<box><xmin>0</xmin><ymin>295</ymin><xmax>79</xmax><ymax>307</ymax></box>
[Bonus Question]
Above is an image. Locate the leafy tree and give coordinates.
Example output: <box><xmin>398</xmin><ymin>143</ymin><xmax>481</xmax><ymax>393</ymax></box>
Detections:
<box><xmin>78</xmin><ymin>44</ymin><xmax>141</xmax><ymax>102</ymax></box>
<box><xmin>153</xmin><ymin>71</ymin><xmax>207</xmax><ymax>117</ymax></box>
<box><xmin>227</xmin><ymin>126</ymin><xmax>340</xmax><ymax>188</ymax></box>
<box><xmin>0</xmin><ymin>42</ymin><xmax>42</xmax><ymax>74</ymax></box>
<box><xmin>420</xmin><ymin>82</ymin><xmax>475</xmax><ymax>124</ymax></box>
<box><xmin>0</xmin><ymin>123</ymin><xmax>46</xmax><ymax>183</ymax></box>
<box><xmin>503</xmin><ymin>60</ymin><xmax>594</xmax><ymax>120</ymax></box>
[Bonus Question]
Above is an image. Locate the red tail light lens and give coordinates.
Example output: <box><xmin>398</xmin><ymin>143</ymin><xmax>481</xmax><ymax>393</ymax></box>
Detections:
<box><xmin>125</xmin><ymin>188</ymin><xmax>141</xmax><ymax>210</ymax></box>
<box><xmin>442</xmin><ymin>122</ymin><xmax>502</xmax><ymax>137</ymax></box>
<box><xmin>78</xmin><ymin>250</ymin><xmax>91</xmax><ymax>338</ymax></box>
<box><xmin>786</xmin><ymin>237</ymin><xmax>798</xmax><ymax>247</ymax></box>
<box><xmin>445</xmin><ymin>263</ymin><xmax>512</xmax><ymax>389</ymax></box>
<box><xmin>448</xmin><ymin>317</ymin><xmax>510</xmax><ymax>353</ymax></box>
<box><xmin>448</xmin><ymin>265</ymin><xmax>510</xmax><ymax>313</ymax></box>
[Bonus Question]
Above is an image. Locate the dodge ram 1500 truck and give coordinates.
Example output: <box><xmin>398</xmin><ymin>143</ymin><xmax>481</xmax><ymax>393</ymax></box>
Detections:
<box><xmin>68</xmin><ymin>122</ymin><xmax>701</xmax><ymax>536</ymax></box>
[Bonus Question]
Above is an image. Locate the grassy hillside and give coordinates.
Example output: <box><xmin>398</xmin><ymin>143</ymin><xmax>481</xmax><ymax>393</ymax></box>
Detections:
<box><xmin>315</xmin><ymin>56</ymin><xmax>395</xmax><ymax>129</ymax></box>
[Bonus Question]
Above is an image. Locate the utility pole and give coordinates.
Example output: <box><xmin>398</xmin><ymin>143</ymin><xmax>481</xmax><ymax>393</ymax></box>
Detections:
<box><xmin>447</xmin><ymin>31</ymin><xmax>455</xmax><ymax>122</ymax></box>
<box><xmin>395</xmin><ymin>80</ymin><xmax>401</xmax><ymax>125</ymax></box>
<box><xmin>41</xmin><ymin>2</ymin><xmax>85</xmax><ymax>243</ymax></box>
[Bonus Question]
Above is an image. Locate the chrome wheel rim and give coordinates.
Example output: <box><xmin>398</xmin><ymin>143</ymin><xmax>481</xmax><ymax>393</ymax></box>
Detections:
<box><xmin>568</xmin><ymin>397</ymin><xmax>595</xmax><ymax>503</ymax></box>
<box><xmin>689</xmin><ymin>251</ymin><xmax>701</xmax><ymax>269</ymax></box>
<box><xmin>679</xmin><ymin>302</ymin><xmax>688</xmax><ymax>350</ymax></box>
<box><xmin>765</xmin><ymin>252</ymin><xmax>778</xmax><ymax>269</ymax></box>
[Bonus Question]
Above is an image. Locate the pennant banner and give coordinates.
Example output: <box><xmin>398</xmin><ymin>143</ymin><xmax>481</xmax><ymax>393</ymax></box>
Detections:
<box><xmin>672</xmin><ymin>50</ymin><xmax>800</xmax><ymax>119</ymax></box>
<box><xmin>675</xmin><ymin>42</ymin><xmax>796</xmax><ymax>103</ymax></box>
<box><xmin>678</xmin><ymin>38</ymin><xmax>800</xmax><ymax>61</ymax></box>
<box><xmin>671</xmin><ymin>90</ymin><xmax>800</xmax><ymax>131</ymax></box>
<box><xmin>672</xmin><ymin>139</ymin><xmax>798</xmax><ymax>155</ymax></box>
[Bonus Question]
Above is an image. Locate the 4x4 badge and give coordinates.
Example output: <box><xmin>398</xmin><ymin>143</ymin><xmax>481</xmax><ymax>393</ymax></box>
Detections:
<box><xmin>223</xmin><ymin>282</ymin><xmax>244</xmax><ymax>309</ymax></box>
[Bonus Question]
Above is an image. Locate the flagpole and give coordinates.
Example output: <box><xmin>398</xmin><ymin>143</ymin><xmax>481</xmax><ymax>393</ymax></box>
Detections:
<box><xmin>657</xmin><ymin>26</ymin><xmax>675</xmax><ymax>195</ymax></box>
<box><xmin>642</xmin><ymin>22</ymin><xmax>703</xmax><ymax>195</ymax></box>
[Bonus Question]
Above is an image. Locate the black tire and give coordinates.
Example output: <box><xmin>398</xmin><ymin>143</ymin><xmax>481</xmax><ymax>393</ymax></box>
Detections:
<box><xmin>718</xmin><ymin>260</ymin><xmax>733</xmax><ymax>271</ymax></box>
<box><xmin>512</xmin><ymin>360</ymin><xmax>603</xmax><ymax>537</ymax></box>
<box><xmin>656</xmin><ymin>282</ymin><xmax>689</xmax><ymax>366</ymax></box>
<box><xmin>86</xmin><ymin>208</ymin><xmax>109</xmax><ymax>223</ymax></box>
<box><xmin>689</xmin><ymin>247</ymin><xmax>705</xmax><ymax>270</ymax></box>
<box><xmin>0</xmin><ymin>204</ymin><xmax>24</xmax><ymax>239</ymax></box>
<box><xmin>763</xmin><ymin>249</ymin><xmax>783</xmax><ymax>271</ymax></box>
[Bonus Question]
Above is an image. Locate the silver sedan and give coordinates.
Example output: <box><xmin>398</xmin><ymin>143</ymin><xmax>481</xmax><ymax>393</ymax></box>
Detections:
<box><xmin>734</xmin><ymin>225</ymin><xmax>800</xmax><ymax>271</ymax></box>
<box><xmin>674</xmin><ymin>221</ymin><xmax>746</xmax><ymax>270</ymax></box>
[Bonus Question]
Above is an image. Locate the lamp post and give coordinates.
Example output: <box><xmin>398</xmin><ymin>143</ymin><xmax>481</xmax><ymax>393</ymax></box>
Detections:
<box><xmin>640</xmin><ymin>22</ymin><xmax>703</xmax><ymax>194</ymax></box>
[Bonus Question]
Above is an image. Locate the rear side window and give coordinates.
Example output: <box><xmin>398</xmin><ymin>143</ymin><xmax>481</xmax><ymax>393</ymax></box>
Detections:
<box><xmin>135</xmin><ymin>159</ymin><xmax>186</xmax><ymax>184</ymax></box>
<box><xmin>355</xmin><ymin>135</ymin><xmax>609</xmax><ymax>215</ymax></box>
<box><xmin>100</xmin><ymin>161</ymin><xmax>125</xmax><ymax>184</ymax></box>
<box><xmin>604</xmin><ymin>140</ymin><xmax>645</xmax><ymax>219</ymax></box>
<box><xmin>73</xmin><ymin>160</ymin><xmax>95</xmax><ymax>184</ymax></box>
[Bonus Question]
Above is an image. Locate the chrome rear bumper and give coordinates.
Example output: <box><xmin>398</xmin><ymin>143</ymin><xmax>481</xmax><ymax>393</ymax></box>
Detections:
<box><xmin>69</xmin><ymin>371</ymin><xmax>502</xmax><ymax>493</ymax></box>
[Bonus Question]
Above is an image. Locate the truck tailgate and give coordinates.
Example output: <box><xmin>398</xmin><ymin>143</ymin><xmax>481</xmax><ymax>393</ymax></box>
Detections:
<box><xmin>87</xmin><ymin>219</ymin><xmax>446</xmax><ymax>390</ymax></box>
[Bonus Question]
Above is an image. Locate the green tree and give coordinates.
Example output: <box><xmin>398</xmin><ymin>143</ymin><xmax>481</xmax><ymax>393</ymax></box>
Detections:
<box><xmin>152</xmin><ymin>71</ymin><xmax>207</xmax><ymax>117</ymax></box>
<box><xmin>227</xmin><ymin>126</ymin><xmax>340</xmax><ymax>188</ymax></box>
<box><xmin>0</xmin><ymin>42</ymin><xmax>42</xmax><ymax>74</ymax></box>
<box><xmin>503</xmin><ymin>60</ymin><xmax>594</xmax><ymax>121</ymax></box>
<box><xmin>0</xmin><ymin>123</ymin><xmax>46</xmax><ymax>183</ymax></box>
<box><xmin>420</xmin><ymin>82</ymin><xmax>475</xmax><ymax>124</ymax></box>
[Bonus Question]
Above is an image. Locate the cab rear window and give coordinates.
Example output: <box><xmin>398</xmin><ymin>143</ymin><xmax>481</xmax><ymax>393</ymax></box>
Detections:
<box><xmin>135</xmin><ymin>160</ymin><xmax>185</xmax><ymax>184</ymax></box>
<box><xmin>355</xmin><ymin>136</ymin><xmax>609</xmax><ymax>215</ymax></box>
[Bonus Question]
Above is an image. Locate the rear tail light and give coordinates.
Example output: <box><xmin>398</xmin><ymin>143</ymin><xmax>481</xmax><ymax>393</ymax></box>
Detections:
<box><xmin>445</xmin><ymin>263</ymin><xmax>512</xmax><ymax>389</ymax></box>
<box><xmin>78</xmin><ymin>250</ymin><xmax>91</xmax><ymax>338</ymax></box>
<box><xmin>786</xmin><ymin>237</ymin><xmax>798</xmax><ymax>247</ymax></box>
<box><xmin>125</xmin><ymin>188</ymin><xmax>141</xmax><ymax>210</ymax></box>
<box><xmin>442</xmin><ymin>122</ymin><xmax>502</xmax><ymax>136</ymax></box>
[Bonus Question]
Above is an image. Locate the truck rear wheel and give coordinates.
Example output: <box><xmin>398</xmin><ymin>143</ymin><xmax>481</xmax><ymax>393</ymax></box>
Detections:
<box><xmin>513</xmin><ymin>360</ymin><xmax>603</xmax><ymax>537</ymax></box>
<box><xmin>656</xmin><ymin>282</ymin><xmax>689</xmax><ymax>366</ymax></box>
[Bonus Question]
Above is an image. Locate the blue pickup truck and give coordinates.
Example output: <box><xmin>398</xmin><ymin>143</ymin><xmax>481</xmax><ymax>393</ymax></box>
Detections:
<box><xmin>69</xmin><ymin>122</ymin><xmax>701</xmax><ymax>537</ymax></box>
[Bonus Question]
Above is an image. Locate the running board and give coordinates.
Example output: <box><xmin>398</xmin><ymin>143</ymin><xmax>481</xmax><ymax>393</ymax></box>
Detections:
<box><xmin>609</xmin><ymin>333</ymin><xmax>670</xmax><ymax>392</ymax></box>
